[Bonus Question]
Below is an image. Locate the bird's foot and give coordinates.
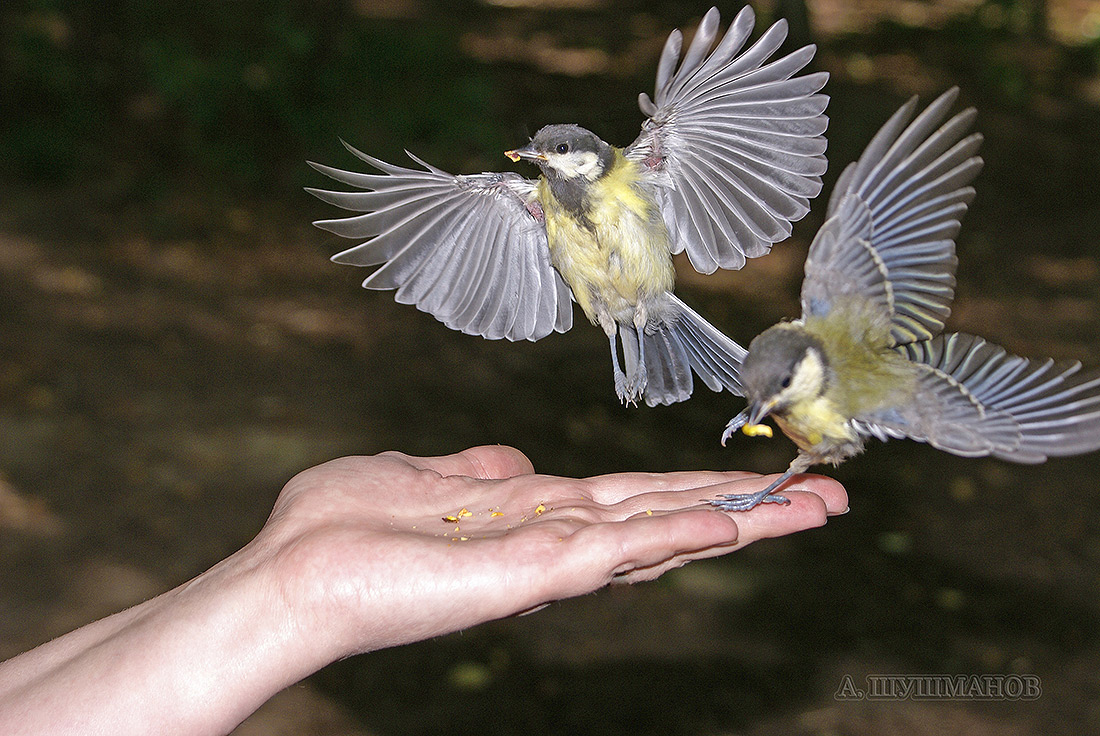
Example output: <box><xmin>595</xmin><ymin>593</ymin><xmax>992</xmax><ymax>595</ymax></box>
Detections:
<box><xmin>626</xmin><ymin>366</ymin><xmax>648</xmax><ymax>403</ymax></box>
<box><xmin>614</xmin><ymin>368</ymin><xmax>647</xmax><ymax>406</ymax></box>
<box><xmin>614</xmin><ymin>371</ymin><xmax>637</xmax><ymax>407</ymax></box>
<box><xmin>708</xmin><ymin>470</ymin><xmax>795</xmax><ymax>512</ymax></box>
<box><xmin>720</xmin><ymin>411</ymin><xmax>750</xmax><ymax>446</ymax></box>
<box><xmin>709</xmin><ymin>490</ymin><xmax>790</xmax><ymax>512</ymax></box>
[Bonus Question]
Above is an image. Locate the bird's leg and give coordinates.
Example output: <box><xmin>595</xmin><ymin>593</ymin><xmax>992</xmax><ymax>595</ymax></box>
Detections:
<box><xmin>602</xmin><ymin>318</ymin><xmax>630</xmax><ymax>404</ymax></box>
<box><xmin>709</xmin><ymin>453</ymin><xmax>813</xmax><ymax>512</ymax></box>
<box><xmin>629</xmin><ymin>307</ymin><xmax>649</xmax><ymax>400</ymax></box>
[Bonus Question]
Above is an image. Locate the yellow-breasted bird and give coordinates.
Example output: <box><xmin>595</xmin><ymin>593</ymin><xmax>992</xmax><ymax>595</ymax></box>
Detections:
<box><xmin>307</xmin><ymin>7</ymin><xmax>828</xmax><ymax>406</ymax></box>
<box><xmin>712</xmin><ymin>88</ymin><xmax>1100</xmax><ymax>511</ymax></box>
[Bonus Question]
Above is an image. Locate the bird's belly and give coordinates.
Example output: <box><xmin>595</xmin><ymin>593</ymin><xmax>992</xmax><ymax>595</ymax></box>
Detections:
<box><xmin>545</xmin><ymin>203</ymin><xmax>674</xmax><ymax>324</ymax></box>
<box><xmin>775</xmin><ymin>400</ymin><xmax>860</xmax><ymax>463</ymax></box>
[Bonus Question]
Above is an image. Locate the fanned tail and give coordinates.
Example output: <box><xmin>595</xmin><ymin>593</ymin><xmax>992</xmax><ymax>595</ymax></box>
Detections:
<box><xmin>622</xmin><ymin>294</ymin><xmax>747</xmax><ymax>407</ymax></box>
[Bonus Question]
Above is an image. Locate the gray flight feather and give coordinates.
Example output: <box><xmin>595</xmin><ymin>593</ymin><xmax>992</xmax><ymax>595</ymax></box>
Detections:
<box><xmin>307</xmin><ymin>142</ymin><xmax>573</xmax><ymax>342</ymax></box>
<box><xmin>859</xmin><ymin>334</ymin><xmax>1100</xmax><ymax>461</ymax></box>
<box><xmin>627</xmin><ymin>5</ymin><xmax>829</xmax><ymax>274</ymax></box>
<box><xmin>801</xmin><ymin>87</ymin><xmax>984</xmax><ymax>345</ymax></box>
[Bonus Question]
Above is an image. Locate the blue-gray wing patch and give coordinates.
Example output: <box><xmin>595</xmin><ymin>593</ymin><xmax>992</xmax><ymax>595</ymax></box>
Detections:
<box><xmin>859</xmin><ymin>333</ymin><xmax>1100</xmax><ymax>462</ymax></box>
<box><xmin>626</xmin><ymin>6</ymin><xmax>829</xmax><ymax>274</ymax></box>
<box><xmin>308</xmin><ymin>143</ymin><xmax>573</xmax><ymax>342</ymax></box>
<box><xmin>801</xmin><ymin>88</ymin><xmax>983</xmax><ymax>346</ymax></box>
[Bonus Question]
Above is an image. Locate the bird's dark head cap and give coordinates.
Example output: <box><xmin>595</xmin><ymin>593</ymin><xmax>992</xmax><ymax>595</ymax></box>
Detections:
<box><xmin>741</xmin><ymin>325</ymin><xmax>829</xmax><ymax>408</ymax></box>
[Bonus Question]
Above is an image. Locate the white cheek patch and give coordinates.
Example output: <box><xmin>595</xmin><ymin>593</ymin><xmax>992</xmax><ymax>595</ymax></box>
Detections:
<box><xmin>551</xmin><ymin>151</ymin><xmax>601</xmax><ymax>180</ymax></box>
<box><xmin>780</xmin><ymin>348</ymin><xmax>826</xmax><ymax>404</ymax></box>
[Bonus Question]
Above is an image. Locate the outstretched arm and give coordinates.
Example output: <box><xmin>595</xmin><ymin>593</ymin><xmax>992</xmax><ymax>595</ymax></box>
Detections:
<box><xmin>0</xmin><ymin>445</ymin><xmax>846</xmax><ymax>736</ymax></box>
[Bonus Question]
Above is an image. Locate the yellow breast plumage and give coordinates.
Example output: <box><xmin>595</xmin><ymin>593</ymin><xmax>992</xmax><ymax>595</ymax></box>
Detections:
<box><xmin>538</xmin><ymin>151</ymin><xmax>674</xmax><ymax>324</ymax></box>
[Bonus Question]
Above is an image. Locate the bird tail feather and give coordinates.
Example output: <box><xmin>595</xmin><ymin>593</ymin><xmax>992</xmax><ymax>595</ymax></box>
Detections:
<box><xmin>622</xmin><ymin>294</ymin><xmax>747</xmax><ymax>407</ymax></box>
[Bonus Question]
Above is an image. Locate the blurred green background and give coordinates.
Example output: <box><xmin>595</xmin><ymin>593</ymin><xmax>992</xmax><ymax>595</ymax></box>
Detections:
<box><xmin>3</xmin><ymin>1</ymin><xmax>1100</xmax><ymax>734</ymax></box>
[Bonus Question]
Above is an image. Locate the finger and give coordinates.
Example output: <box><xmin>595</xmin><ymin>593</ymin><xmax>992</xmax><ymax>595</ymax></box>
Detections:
<box><xmin>538</xmin><ymin>509</ymin><xmax>740</xmax><ymax>599</ymax></box>
<box><xmin>716</xmin><ymin>487</ymin><xmax>831</xmax><ymax>543</ymax></box>
<box><xmin>399</xmin><ymin>445</ymin><xmax>535</xmax><ymax>479</ymax></box>
<box><xmin>691</xmin><ymin>473</ymin><xmax>848</xmax><ymax>516</ymax></box>
<box><xmin>583</xmin><ymin>469</ymin><xmax>761</xmax><ymax>505</ymax></box>
<box><xmin>790</xmin><ymin>474</ymin><xmax>848</xmax><ymax>515</ymax></box>
<box><xmin>611</xmin><ymin>487</ymin><xmax>836</xmax><ymax>584</ymax></box>
<box><xmin>599</xmin><ymin>472</ymin><xmax>844</xmax><ymax>518</ymax></box>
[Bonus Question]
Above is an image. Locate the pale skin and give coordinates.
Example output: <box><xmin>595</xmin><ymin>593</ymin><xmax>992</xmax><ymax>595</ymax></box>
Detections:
<box><xmin>0</xmin><ymin>445</ymin><xmax>847</xmax><ymax>736</ymax></box>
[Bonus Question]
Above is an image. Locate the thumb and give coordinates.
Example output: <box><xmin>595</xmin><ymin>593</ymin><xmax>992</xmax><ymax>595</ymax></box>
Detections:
<box><xmin>405</xmin><ymin>445</ymin><xmax>535</xmax><ymax>480</ymax></box>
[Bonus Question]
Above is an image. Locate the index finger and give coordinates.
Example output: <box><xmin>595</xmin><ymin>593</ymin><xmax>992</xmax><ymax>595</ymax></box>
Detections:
<box><xmin>583</xmin><ymin>469</ymin><xmax>760</xmax><ymax>505</ymax></box>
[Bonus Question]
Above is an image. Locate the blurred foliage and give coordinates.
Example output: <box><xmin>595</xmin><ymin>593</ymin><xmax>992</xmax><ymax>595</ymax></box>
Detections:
<box><xmin>825</xmin><ymin>0</ymin><xmax>1100</xmax><ymax>108</ymax></box>
<box><xmin>1</xmin><ymin>1</ymin><xmax>499</xmax><ymax>198</ymax></box>
<box><xmin>2</xmin><ymin>0</ymin><xmax>1099</xmax><ymax>224</ymax></box>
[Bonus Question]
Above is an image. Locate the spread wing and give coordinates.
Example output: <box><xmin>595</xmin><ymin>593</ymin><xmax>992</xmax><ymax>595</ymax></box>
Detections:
<box><xmin>307</xmin><ymin>142</ymin><xmax>573</xmax><ymax>342</ymax></box>
<box><xmin>625</xmin><ymin>6</ymin><xmax>829</xmax><ymax>274</ymax></box>
<box><xmin>856</xmin><ymin>333</ymin><xmax>1100</xmax><ymax>462</ymax></box>
<box><xmin>801</xmin><ymin>88</ymin><xmax>984</xmax><ymax>346</ymax></box>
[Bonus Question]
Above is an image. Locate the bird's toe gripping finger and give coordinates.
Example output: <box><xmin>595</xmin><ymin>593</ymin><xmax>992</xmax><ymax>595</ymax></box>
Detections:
<box><xmin>708</xmin><ymin>491</ymin><xmax>791</xmax><ymax>513</ymax></box>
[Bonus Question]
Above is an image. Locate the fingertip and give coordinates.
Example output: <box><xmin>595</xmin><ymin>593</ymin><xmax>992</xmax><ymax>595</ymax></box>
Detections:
<box><xmin>787</xmin><ymin>474</ymin><xmax>848</xmax><ymax>515</ymax></box>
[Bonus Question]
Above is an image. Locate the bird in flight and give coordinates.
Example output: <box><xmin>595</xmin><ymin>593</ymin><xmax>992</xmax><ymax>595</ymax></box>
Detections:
<box><xmin>712</xmin><ymin>88</ymin><xmax>1100</xmax><ymax>511</ymax></box>
<box><xmin>308</xmin><ymin>7</ymin><xmax>828</xmax><ymax>406</ymax></box>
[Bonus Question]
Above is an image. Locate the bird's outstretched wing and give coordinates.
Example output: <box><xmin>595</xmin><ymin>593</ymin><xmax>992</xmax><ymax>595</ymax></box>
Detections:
<box><xmin>307</xmin><ymin>142</ymin><xmax>573</xmax><ymax>342</ymax></box>
<box><xmin>800</xmin><ymin>88</ymin><xmax>983</xmax><ymax>346</ymax></box>
<box><xmin>855</xmin><ymin>333</ymin><xmax>1100</xmax><ymax>462</ymax></box>
<box><xmin>625</xmin><ymin>6</ymin><xmax>829</xmax><ymax>274</ymax></box>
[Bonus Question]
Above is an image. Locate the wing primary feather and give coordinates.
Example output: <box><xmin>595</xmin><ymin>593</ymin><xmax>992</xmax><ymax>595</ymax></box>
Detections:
<box><xmin>693</xmin><ymin>5</ymin><xmax>755</xmax><ymax>79</ymax></box>
<box><xmin>665</xmin><ymin>7</ymin><xmax>721</xmax><ymax>101</ymax></box>
<box><xmin>854</xmin><ymin>89</ymin><xmax>963</xmax><ymax>202</ymax></box>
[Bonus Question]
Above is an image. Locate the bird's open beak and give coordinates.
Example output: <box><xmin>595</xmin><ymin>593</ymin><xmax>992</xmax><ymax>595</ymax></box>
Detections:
<box><xmin>505</xmin><ymin>144</ymin><xmax>545</xmax><ymax>163</ymax></box>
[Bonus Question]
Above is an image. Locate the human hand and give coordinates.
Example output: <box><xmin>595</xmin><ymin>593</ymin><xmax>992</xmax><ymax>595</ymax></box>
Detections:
<box><xmin>0</xmin><ymin>445</ymin><xmax>845</xmax><ymax>736</ymax></box>
<box><xmin>247</xmin><ymin>445</ymin><xmax>848</xmax><ymax>661</ymax></box>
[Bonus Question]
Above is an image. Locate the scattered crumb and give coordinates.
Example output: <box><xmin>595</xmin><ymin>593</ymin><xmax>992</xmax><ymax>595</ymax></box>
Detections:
<box><xmin>444</xmin><ymin>507</ymin><xmax>474</xmax><ymax>523</ymax></box>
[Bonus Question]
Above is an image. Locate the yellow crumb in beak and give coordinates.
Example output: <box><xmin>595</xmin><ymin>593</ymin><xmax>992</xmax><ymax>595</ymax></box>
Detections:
<box><xmin>505</xmin><ymin>150</ymin><xmax>521</xmax><ymax>162</ymax></box>
<box><xmin>742</xmin><ymin>423</ymin><xmax>773</xmax><ymax>438</ymax></box>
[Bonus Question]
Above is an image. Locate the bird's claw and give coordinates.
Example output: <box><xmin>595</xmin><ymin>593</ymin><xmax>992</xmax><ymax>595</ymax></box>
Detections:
<box><xmin>615</xmin><ymin>369</ymin><xmax>647</xmax><ymax>406</ymax></box>
<box><xmin>614</xmin><ymin>373</ymin><xmax>637</xmax><ymax>406</ymax></box>
<box><xmin>626</xmin><ymin>367</ymin><xmax>648</xmax><ymax>403</ymax></box>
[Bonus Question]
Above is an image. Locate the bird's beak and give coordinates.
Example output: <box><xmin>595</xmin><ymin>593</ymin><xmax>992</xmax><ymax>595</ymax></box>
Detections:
<box><xmin>505</xmin><ymin>144</ymin><xmax>545</xmax><ymax>163</ymax></box>
<box><xmin>747</xmin><ymin>400</ymin><xmax>775</xmax><ymax>427</ymax></box>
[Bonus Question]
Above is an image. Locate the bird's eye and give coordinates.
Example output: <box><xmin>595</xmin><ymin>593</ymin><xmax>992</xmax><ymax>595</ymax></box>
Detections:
<box><xmin>780</xmin><ymin>375</ymin><xmax>792</xmax><ymax>389</ymax></box>
<box><xmin>555</xmin><ymin>143</ymin><xmax>569</xmax><ymax>154</ymax></box>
